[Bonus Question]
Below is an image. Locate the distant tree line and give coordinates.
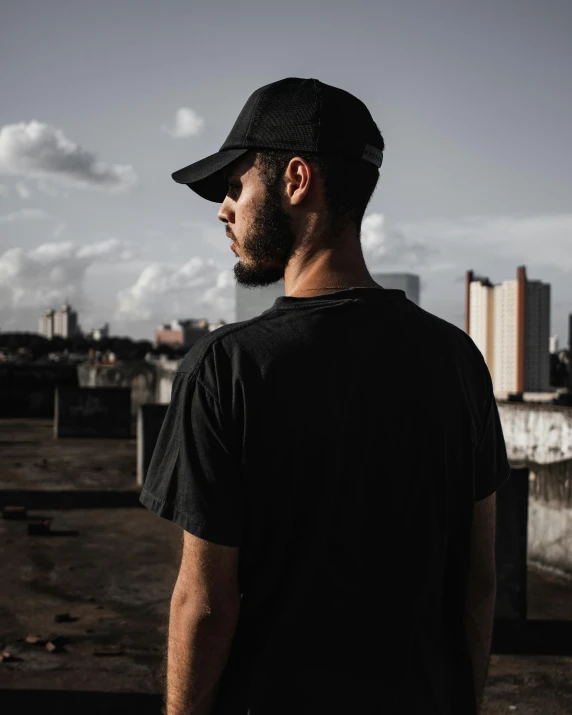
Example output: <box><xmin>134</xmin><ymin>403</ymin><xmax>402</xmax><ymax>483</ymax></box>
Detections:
<box><xmin>0</xmin><ymin>332</ymin><xmax>170</xmax><ymax>362</ymax></box>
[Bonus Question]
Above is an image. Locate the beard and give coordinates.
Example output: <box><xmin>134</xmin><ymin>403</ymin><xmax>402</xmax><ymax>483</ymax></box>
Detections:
<box><xmin>233</xmin><ymin>182</ymin><xmax>296</xmax><ymax>289</ymax></box>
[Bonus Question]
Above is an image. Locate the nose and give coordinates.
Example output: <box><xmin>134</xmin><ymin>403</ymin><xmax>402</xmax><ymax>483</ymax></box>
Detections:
<box><xmin>217</xmin><ymin>197</ymin><xmax>233</xmax><ymax>225</ymax></box>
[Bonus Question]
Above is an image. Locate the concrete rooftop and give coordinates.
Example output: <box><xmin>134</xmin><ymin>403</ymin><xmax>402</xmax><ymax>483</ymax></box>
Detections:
<box><xmin>1</xmin><ymin>418</ymin><xmax>572</xmax><ymax>713</ymax></box>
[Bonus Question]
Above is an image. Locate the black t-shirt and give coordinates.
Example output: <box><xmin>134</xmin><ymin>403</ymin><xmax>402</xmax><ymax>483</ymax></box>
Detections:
<box><xmin>140</xmin><ymin>286</ymin><xmax>511</xmax><ymax>715</ymax></box>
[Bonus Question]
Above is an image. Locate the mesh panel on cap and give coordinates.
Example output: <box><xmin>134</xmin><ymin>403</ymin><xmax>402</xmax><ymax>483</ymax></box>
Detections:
<box><xmin>245</xmin><ymin>78</ymin><xmax>320</xmax><ymax>151</ymax></box>
<box><xmin>317</xmin><ymin>82</ymin><xmax>383</xmax><ymax>158</ymax></box>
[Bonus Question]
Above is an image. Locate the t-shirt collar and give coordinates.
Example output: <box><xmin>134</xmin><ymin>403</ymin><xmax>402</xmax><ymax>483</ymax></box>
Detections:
<box><xmin>273</xmin><ymin>285</ymin><xmax>407</xmax><ymax>308</ymax></box>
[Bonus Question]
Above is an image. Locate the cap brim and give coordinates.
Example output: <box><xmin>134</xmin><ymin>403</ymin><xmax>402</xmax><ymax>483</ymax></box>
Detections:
<box><xmin>171</xmin><ymin>148</ymin><xmax>250</xmax><ymax>203</ymax></box>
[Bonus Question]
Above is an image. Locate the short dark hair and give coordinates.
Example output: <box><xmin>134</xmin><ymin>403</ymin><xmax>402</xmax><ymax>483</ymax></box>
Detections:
<box><xmin>254</xmin><ymin>146</ymin><xmax>383</xmax><ymax>231</ymax></box>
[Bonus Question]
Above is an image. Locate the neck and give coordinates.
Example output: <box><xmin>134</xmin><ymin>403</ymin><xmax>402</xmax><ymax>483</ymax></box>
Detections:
<box><xmin>285</xmin><ymin>224</ymin><xmax>376</xmax><ymax>297</ymax></box>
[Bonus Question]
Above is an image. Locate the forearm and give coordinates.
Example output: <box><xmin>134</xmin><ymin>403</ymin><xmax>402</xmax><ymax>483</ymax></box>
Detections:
<box><xmin>464</xmin><ymin>587</ymin><xmax>496</xmax><ymax>713</ymax></box>
<box><xmin>165</xmin><ymin>598</ymin><xmax>240</xmax><ymax>715</ymax></box>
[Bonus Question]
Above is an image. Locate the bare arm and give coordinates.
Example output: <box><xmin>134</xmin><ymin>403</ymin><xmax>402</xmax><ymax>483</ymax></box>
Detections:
<box><xmin>165</xmin><ymin>530</ymin><xmax>241</xmax><ymax>715</ymax></box>
<box><xmin>464</xmin><ymin>491</ymin><xmax>497</xmax><ymax>713</ymax></box>
<box><xmin>166</xmin><ymin>593</ymin><xmax>240</xmax><ymax>715</ymax></box>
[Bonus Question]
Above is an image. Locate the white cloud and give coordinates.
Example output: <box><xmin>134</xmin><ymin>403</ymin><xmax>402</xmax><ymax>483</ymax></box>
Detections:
<box><xmin>4</xmin><ymin>209</ymin><xmax>569</xmax><ymax>340</ymax></box>
<box><xmin>0</xmin><ymin>238</ymin><xmax>135</xmax><ymax>332</ymax></box>
<box><xmin>15</xmin><ymin>181</ymin><xmax>31</xmax><ymax>199</ymax></box>
<box><xmin>0</xmin><ymin>121</ymin><xmax>138</xmax><ymax>193</ymax></box>
<box><xmin>0</xmin><ymin>184</ymin><xmax>9</xmax><ymax>199</ymax></box>
<box><xmin>359</xmin><ymin>211</ymin><xmax>572</xmax><ymax>278</ymax></box>
<box><xmin>361</xmin><ymin>212</ymin><xmax>438</xmax><ymax>268</ymax></box>
<box><xmin>77</xmin><ymin>237</ymin><xmax>134</xmax><ymax>261</ymax></box>
<box><xmin>161</xmin><ymin>107</ymin><xmax>205</xmax><ymax>139</ymax></box>
<box><xmin>393</xmin><ymin>213</ymin><xmax>572</xmax><ymax>273</ymax></box>
<box><xmin>0</xmin><ymin>208</ymin><xmax>54</xmax><ymax>224</ymax></box>
<box><xmin>36</xmin><ymin>178</ymin><xmax>67</xmax><ymax>198</ymax></box>
<box><xmin>52</xmin><ymin>221</ymin><xmax>66</xmax><ymax>238</ymax></box>
<box><xmin>116</xmin><ymin>256</ymin><xmax>232</xmax><ymax>322</ymax></box>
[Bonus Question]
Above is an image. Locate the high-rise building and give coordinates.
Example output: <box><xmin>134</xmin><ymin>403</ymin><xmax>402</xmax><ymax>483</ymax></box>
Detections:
<box><xmin>39</xmin><ymin>309</ymin><xmax>55</xmax><ymax>339</ymax></box>
<box><xmin>53</xmin><ymin>304</ymin><xmax>79</xmax><ymax>338</ymax></box>
<box><xmin>466</xmin><ymin>266</ymin><xmax>550</xmax><ymax>395</ymax></box>
<box><xmin>39</xmin><ymin>304</ymin><xmax>79</xmax><ymax>339</ymax></box>
<box><xmin>466</xmin><ymin>273</ymin><xmax>495</xmax><ymax>369</ymax></box>
<box><xmin>372</xmin><ymin>273</ymin><xmax>420</xmax><ymax>305</ymax></box>
<box><xmin>549</xmin><ymin>336</ymin><xmax>559</xmax><ymax>354</ymax></box>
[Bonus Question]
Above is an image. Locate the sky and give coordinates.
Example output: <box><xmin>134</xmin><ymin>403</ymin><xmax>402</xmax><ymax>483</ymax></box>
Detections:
<box><xmin>1</xmin><ymin>0</ymin><xmax>571</xmax><ymax>343</ymax></box>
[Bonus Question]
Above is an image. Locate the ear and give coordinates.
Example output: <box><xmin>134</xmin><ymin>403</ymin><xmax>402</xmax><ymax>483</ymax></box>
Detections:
<box><xmin>284</xmin><ymin>157</ymin><xmax>312</xmax><ymax>206</ymax></box>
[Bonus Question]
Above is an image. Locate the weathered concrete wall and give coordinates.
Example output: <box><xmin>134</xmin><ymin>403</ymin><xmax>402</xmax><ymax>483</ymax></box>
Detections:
<box><xmin>77</xmin><ymin>363</ymin><xmax>156</xmax><ymax>427</ymax></box>
<box><xmin>527</xmin><ymin>460</ymin><xmax>572</xmax><ymax>574</ymax></box>
<box><xmin>55</xmin><ymin>386</ymin><xmax>131</xmax><ymax>439</ymax></box>
<box><xmin>498</xmin><ymin>402</ymin><xmax>572</xmax><ymax>464</ymax></box>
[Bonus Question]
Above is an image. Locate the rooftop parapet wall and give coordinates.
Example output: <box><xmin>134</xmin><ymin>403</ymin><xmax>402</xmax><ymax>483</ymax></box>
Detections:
<box><xmin>77</xmin><ymin>362</ymin><xmax>157</xmax><ymax>423</ymax></box>
<box><xmin>498</xmin><ymin>402</ymin><xmax>572</xmax><ymax>465</ymax></box>
<box><xmin>77</xmin><ymin>361</ymin><xmax>179</xmax><ymax>415</ymax></box>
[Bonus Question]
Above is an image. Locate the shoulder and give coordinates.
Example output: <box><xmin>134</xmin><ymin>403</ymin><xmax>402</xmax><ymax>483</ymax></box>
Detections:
<box><xmin>412</xmin><ymin>303</ymin><xmax>485</xmax><ymax>363</ymax></box>
<box><xmin>409</xmin><ymin>304</ymin><xmax>490</xmax><ymax>398</ymax></box>
<box><xmin>175</xmin><ymin>314</ymin><xmax>273</xmax><ymax>392</ymax></box>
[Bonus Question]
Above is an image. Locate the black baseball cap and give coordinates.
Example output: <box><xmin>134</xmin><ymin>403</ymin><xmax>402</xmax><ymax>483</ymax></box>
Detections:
<box><xmin>172</xmin><ymin>77</ymin><xmax>384</xmax><ymax>203</ymax></box>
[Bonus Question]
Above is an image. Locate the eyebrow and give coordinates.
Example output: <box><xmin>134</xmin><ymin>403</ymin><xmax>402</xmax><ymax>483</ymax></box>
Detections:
<box><xmin>222</xmin><ymin>171</ymin><xmax>240</xmax><ymax>181</ymax></box>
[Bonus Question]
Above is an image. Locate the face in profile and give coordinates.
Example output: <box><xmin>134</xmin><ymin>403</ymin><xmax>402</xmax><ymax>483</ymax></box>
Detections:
<box><xmin>218</xmin><ymin>155</ymin><xmax>297</xmax><ymax>289</ymax></box>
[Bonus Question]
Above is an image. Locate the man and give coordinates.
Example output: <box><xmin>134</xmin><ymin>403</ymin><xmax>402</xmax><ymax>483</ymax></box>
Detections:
<box><xmin>140</xmin><ymin>77</ymin><xmax>511</xmax><ymax>715</ymax></box>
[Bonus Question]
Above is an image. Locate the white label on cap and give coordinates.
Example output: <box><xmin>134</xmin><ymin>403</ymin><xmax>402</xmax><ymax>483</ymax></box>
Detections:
<box><xmin>362</xmin><ymin>143</ymin><xmax>383</xmax><ymax>167</ymax></box>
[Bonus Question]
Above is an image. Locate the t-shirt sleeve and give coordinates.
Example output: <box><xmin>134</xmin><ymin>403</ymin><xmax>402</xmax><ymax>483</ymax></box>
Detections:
<box><xmin>474</xmin><ymin>365</ymin><xmax>512</xmax><ymax>501</ymax></box>
<box><xmin>139</xmin><ymin>370</ymin><xmax>244</xmax><ymax>547</ymax></box>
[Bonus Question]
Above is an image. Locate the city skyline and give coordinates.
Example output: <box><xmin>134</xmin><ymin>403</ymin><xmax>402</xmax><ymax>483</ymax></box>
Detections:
<box><xmin>1</xmin><ymin>0</ymin><xmax>571</xmax><ymax>341</ymax></box>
